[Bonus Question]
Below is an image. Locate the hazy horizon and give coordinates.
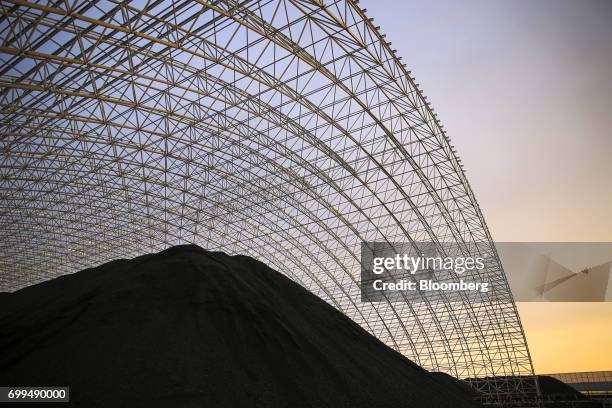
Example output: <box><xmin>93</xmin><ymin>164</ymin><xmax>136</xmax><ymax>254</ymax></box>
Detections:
<box><xmin>365</xmin><ymin>0</ymin><xmax>612</xmax><ymax>374</ymax></box>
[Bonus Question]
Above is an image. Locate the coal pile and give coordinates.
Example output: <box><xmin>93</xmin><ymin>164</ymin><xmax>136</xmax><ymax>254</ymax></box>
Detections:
<box><xmin>1</xmin><ymin>245</ymin><xmax>478</xmax><ymax>407</ymax></box>
<box><xmin>430</xmin><ymin>372</ymin><xmax>480</xmax><ymax>400</ymax></box>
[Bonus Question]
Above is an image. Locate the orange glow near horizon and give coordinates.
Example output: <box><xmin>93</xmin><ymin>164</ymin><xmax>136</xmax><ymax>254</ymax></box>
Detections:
<box><xmin>517</xmin><ymin>302</ymin><xmax>612</xmax><ymax>374</ymax></box>
<box><xmin>364</xmin><ymin>0</ymin><xmax>612</xmax><ymax>375</ymax></box>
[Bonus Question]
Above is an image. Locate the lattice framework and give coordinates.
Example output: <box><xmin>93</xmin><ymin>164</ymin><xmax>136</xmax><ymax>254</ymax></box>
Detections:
<box><xmin>0</xmin><ymin>0</ymin><xmax>536</xmax><ymax>400</ymax></box>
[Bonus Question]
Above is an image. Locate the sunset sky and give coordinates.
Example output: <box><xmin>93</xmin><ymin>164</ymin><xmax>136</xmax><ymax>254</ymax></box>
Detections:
<box><xmin>366</xmin><ymin>0</ymin><xmax>612</xmax><ymax>373</ymax></box>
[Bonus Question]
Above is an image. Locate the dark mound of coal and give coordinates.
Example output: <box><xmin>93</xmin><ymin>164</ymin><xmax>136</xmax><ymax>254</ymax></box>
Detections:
<box><xmin>430</xmin><ymin>372</ymin><xmax>480</xmax><ymax>400</ymax></box>
<box><xmin>536</xmin><ymin>375</ymin><xmax>586</xmax><ymax>396</ymax></box>
<box><xmin>1</xmin><ymin>245</ymin><xmax>478</xmax><ymax>407</ymax></box>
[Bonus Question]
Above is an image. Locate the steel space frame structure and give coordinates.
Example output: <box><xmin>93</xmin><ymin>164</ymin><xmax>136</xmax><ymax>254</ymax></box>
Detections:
<box><xmin>0</xmin><ymin>0</ymin><xmax>535</xmax><ymax>402</ymax></box>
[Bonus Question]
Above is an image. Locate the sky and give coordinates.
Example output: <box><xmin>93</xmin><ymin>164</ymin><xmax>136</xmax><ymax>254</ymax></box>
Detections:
<box><xmin>364</xmin><ymin>0</ymin><xmax>612</xmax><ymax>374</ymax></box>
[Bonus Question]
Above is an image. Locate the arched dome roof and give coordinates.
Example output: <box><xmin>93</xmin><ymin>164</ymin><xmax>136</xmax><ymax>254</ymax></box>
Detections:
<box><xmin>0</xmin><ymin>0</ymin><xmax>534</xmax><ymax>399</ymax></box>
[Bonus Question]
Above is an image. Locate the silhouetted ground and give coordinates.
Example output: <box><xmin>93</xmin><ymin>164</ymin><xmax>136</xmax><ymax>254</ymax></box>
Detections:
<box><xmin>467</xmin><ymin>375</ymin><xmax>603</xmax><ymax>408</ymax></box>
<box><xmin>430</xmin><ymin>372</ymin><xmax>480</xmax><ymax>400</ymax></box>
<box><xmin>0</xmin><ymin>245</ymin><xmax>478</xmax><ymax>407</ymax></box>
